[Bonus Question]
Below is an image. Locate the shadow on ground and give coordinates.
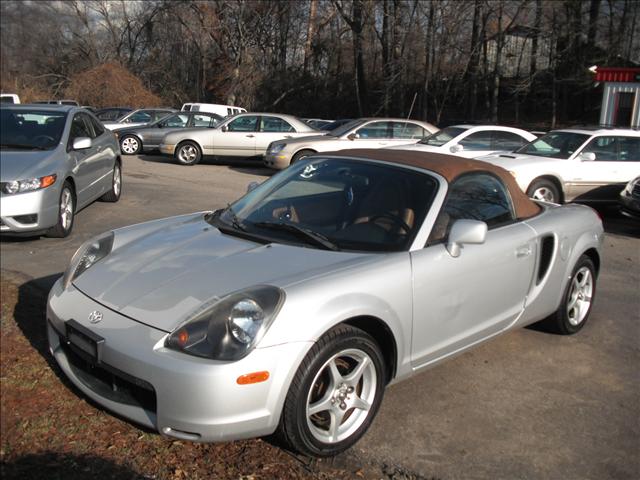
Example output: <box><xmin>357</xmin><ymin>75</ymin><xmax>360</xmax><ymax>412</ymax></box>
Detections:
<box><xmin>594</xmin><ymin>204</ymin><xmax>639</xmax><ymax>238</ymax></box>
<box><xmin>1</xmin><ymin>452</ymin><xmax>144</xmax><ymax>480</ymax></box>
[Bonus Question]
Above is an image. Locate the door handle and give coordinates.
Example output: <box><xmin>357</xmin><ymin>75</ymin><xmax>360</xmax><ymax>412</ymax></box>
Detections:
<box><xmin>246</xmin><ymin>134</ymin><xmax>255</xmax><ymax>138</ymax></box>
<box><xmin>516</xmin><ymin>245</ymin><xmax>532</xmax><ymax>258</ymax></box>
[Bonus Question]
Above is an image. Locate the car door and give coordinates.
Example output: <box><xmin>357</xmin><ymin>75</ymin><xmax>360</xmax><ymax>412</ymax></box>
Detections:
<box><xmin>454</xmin><ymin>130</ymin><xmax>494</xmax><ymax>157</ymax></box>
<box><xmin>147</xmin><ymin>114</ymin><xmax>189</xmax><ymax>146</ymax></box>
<box><xmin>410</xmin><ymin>172</ymin><xmax>537</xmax><ymax>369</ymax></box>
<box><xmin>214</xmin><ymin>115</ymin><xmax>259</xmax><ymax>156</ymax></box>
<box><xmin>256</xmin><ymin>116</ymin><xmax>297</xmax><ymax>154</ymax></box>
<box><xmin>67</xmin><ymin>113</ymin><xmax>105</xmax><ymax>207</ymax></box>
<box><xmin>567</xmin><ymin>135</ymin><xmax>640</xmax><ymax>201</ymax></box>
<box><xmin>86</xmin><ymin>114</ymin><xmax>115</xmax><ymax>183</ymax></box>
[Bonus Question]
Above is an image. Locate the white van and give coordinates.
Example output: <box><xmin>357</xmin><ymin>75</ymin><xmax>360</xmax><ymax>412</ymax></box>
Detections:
<box><xmin>1</xmin><ymin>93</ymin><xmax>21</xmax><ymax>104</ymax></box>
<box><xmin>181</xmin><ymin>103</ymin><xmax>246</xmax><ymax>117</ymax></box>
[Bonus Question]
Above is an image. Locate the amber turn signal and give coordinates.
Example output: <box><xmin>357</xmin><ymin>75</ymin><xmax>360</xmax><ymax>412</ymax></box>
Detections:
<box><xmin>237</xmin><ymin>371</ymin><xmax>270</xmax><ymax>385</ymax></box>
<box><xmin>41</xmin><ymin>174</ymin><xmax>57</xmax><ymax>188</ymax></box>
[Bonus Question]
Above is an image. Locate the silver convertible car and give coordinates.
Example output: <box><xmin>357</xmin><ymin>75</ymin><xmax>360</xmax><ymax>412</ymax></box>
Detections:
<box><xmin>47</xmin><ymin>149</ymin><xmax>603</xmax><ymax>456</ymax></box>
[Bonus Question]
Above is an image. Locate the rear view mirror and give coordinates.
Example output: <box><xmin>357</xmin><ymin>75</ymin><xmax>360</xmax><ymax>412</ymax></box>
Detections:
<box><xmin>347</xmin><ymin>133</ymin><xmax>359</xmax><ymax>141</ymax></box>
<box><xmin>221</xmin><ymin>125</ymin><xmax>229</xmax><ymax>132</ymax></box>
<box><xmin>72</xmin><ymin>137</ymin><xmax>92</xmax><ymax>150</ymax></box>
<box><xmin>446</xmin><ymin>219</ymin><xmax>487</xmax><ymax>257</ymax></box>
<box><xmin>579</xmin><ymin>152</ymin><xmax>596</xmax><ymax>161</ymax></box>
<box><xmin>449</xmin><ymin>144</ymin><xmax>463</xmax><ymax>153</ymax></box>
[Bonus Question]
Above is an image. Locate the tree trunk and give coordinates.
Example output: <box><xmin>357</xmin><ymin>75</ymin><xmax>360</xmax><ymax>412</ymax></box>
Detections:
<box><xmin>303</xmin><ymin>0</ymin><xmax>318</xmax><ymax>73</ymax></box>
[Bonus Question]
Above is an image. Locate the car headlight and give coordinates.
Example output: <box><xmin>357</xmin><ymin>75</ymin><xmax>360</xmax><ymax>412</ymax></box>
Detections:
<box><xmin>1</xmin><ymin>174</ymin><xmax>57</xmax><ymax>194</ymax></box>
<box><xmin>165</xmin><ymin>286</ymin><xmax>285</xmax><ymax>361</ymax></box>
<box><xmin>268</xmin><ymin>143</ymin><xmax>286</xmax><ymax>154</ymax></box>
<box><xmin>624</xmin><ymin>178</ymin><xmax>638</xmax><ymax>194</ymax></box>
<box><xmin>62</xmin><ymin>231</ymin><xmax>115</xmax><ymax>289</ymax></box>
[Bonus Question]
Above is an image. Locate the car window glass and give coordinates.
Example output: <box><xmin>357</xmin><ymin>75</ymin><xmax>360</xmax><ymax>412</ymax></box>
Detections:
<box><xmin>69</xmin><ymin>113</ymin><xmax>93</xmax><ymax>141</ymax></box>
<box><xmin>419</xmin><ymin>126</ymin><xmax>468</xmax><ymax>146</ymax></box>
<box><xmin>261</xmin><ymin>116</ymin><xmax>294</xmax><ymax>132</ymax></box>
<box><xmin>356</xmin><ymin>121</ymin><xmax>391</xmax><ymax>139</ymax></box>
<box><xmin>459</xmin><ymin>131</ymin><xmax>493</xmax><ymax>149</ymax></box>
<box><xmin>515</xmin><ymin>131</ymin><xmax>590</xmax><ymax>159</ymax></box>
<box><xmin>88</xmin><ymin>115</ymin><xmax>105</xmax><ymax>137</ymax></box>
<box><xmin>428</xmin><ymin>173</ymin><xmax>515</xmax><ymax>244</ymax></box>
<box><xmin>153</xmin><ymin>111</ymin><xmax>172</xmax><ymax>122</ymax></box>
<box><xmin>164</xmin><ymin>114</ymin><xmax>189</xmax><ymax>128</ymax></box>
<box><xmin>127</xmin><ymin>111</ymin><xmax>152</xmax><ymax>123</ymax></box>
<box><xmin>227</xmin><ymin>115</ymin><xmax>258</xmax><ymax>132</ymax></box>
<box><xmin>492</xmin><ymin>131</ymin><xmax>527</xmax><ymax>150</ymax></box>
<box><xmin>191</xmin><ymin>114</ymin><xmax>213</xmax><ymax>127</ymax></box>
<box><xmin>0</xmin><ymin>108</ymin><xmax>66</xmax><ymax>150</ymax></box>
<box><xmin>392</xmin><ymin>122</ymin><xmax>425</xmax><ymax>139</ymax></box>
<box><xmin>618</xmin><ymin>137</ymin><xmax>640</xmax><ymax>161</ymax></box>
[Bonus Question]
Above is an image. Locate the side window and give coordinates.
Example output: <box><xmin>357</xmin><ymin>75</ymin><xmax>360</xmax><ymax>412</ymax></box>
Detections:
<box><xmin>260</xmin><ymin>116</ymin><xmax>294</xmax><ymax>132</ymax></box>
<box><xmin>458</xmin><ymin>131</ymin><xmax>492</xmax><ymax>150</ymax></box>
<box><xmin>69</xmin><ymin>113</ymin><xmax>93</xmax><ymax>143</ymax></box>
<box><xmin>88</xmin><ymin>115</ymin><xmax>105</xmax><ymax>137</ymax></box>
<box><xmin>97</xmin><ymin>110</ymin><xmax>117</xmax><ymax>121</ymax></box>
<box><xmin>163</xmin><ymin>114</ymin><xmax>189</xmax><ymax>128</ymax></box>
<box><xmin>428</xmin><ymin>173</ymin><xmax>515</xmax><ymax>244</ymax></box>
<box><xmin>191</xmin><ymin>114</ymin><xmax>214</xmax><ymax>127</ymax></box>
<box><xmin>127</xmin><ymin>111</ymin><xmax>152</xmax><ymax>123</ymax></box>
<box><xmin>618</xmin><ymin>137</ymin><xmax>640</xmax><ymax>162</ymax></box>
<box><xmin>227</xmin><ymin>115</ymin><xmax>258</xmax><ymax>132</ymax></box>
<box><xmin>581</xmin><ymin>136</ymin><xmax>619</xmax><ymax>161</ymax></box>
<box><xmin>356</xmin><ymin>121</ymin><xmax>392</xmax><ymax>139</ymax></box>
<box><xmin>492</xmin><ymin>131</ymin><xmax>527</xmax><ymax>150</ymax></box>
<box><xmin>392</xmin><ymin>122</ymin><xmax>425</xmax><ymax>139</ymax></box>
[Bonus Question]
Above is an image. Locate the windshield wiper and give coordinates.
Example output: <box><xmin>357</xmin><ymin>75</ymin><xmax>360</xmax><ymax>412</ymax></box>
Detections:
<box><xmin>207</xmin><ymin>204</ymin><xmax>246</xmax><ymax>231</ymax></box>
<box><xmin>0</xmin><ymin>143</ymin><xmax>48</xmax><ymax>150</ymax></box>
<box><xmin>252</xmin><ymin>221</ymin><xmax>339</xmax><ymax>251</ymax></box>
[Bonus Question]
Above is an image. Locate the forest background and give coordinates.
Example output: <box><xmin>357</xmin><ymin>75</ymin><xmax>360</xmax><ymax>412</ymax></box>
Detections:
<box><xmin>1</xmin><ymin>0</ymin><xmax>638</xmax><ymax>128</ymax></box>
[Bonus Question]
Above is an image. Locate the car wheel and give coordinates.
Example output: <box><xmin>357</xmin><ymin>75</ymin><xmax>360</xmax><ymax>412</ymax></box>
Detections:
<box><xmin>291</xmin><ymin>149</ymin><xmax>315</xmax><ymax>165</ymax></box>
<box><xmin>175</xmin><ymin>141</ymin><xmax>202</xmax><ymax>166</ymax></box>
<box><xmin>278</xmin><ymin>324</ymin><xmax>386</xmax><ymax>457</ymax></box>
<box><xmin>543</xmin><ymin>255</ymin><xmax>596</xmax><ymax>334</ymax></box>
<box><xmin>47</xmin><ymin>181</ymin><xmax>75</xmax><ymax>238</ymax></box>
<box><xmin>100</xmin><ymin>162</ymin><xmax>122</xmax><ymax>202</ymax></box>
<box><xmin>527</xmin><ymin>178</ymin><xmax>561</xmax><ymax>203</ymax></box>
<box><xmin>120</xmin><ymin>135</ymin><xmax>141</xmax><ymax>155</ymax></box>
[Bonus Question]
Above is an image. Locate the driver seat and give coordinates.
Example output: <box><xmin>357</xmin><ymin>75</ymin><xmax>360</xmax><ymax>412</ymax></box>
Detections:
<box><xmin>352</xmin><ymin>179</ymin><xmax>414</xmax><ymax>234</ymax></box>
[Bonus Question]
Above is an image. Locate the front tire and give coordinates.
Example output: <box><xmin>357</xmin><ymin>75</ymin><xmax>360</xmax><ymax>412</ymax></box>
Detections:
<box><xmin>46</xmin><ymin>181</ymin><xmax>75</xmax><ymax>238</ymax></box>
<box><xmin>100</xmin><ymin>162</ymin><xmax>122</xmax><ymax>202</ymax></box>
<box><xmin>542</xmin><ymin>255</ymin><xmax>596</xmax><ymax>334</ymax></box>
<box><xmin>175</xmin><ymin>141</ymin><xmax>202</xmax><ymax>166</ymax></box>
<box><xmin>291</xmin><ymin>149</ymin><xmax>315</xmax><ymax>165</ymax></box>
<box><xmin>120</xmin><ymin>135</ymin><xmax>141</xmax><ymax>155</ymax></box>
<box><xmin>527</xmin><ymin>178</ymin><xmax>561</xmax><ymax>203</ymax></box>
<box><xmin>278</xmin><ymin>324</ymin><xmax>386</xmax><ymax>457</ymax></box>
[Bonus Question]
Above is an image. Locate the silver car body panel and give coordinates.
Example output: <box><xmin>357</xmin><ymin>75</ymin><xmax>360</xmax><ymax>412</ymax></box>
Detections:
<box><xmin>47</xmin><ymin>157</ymin><xmax>603</xmax><ymax>443</ymax></box>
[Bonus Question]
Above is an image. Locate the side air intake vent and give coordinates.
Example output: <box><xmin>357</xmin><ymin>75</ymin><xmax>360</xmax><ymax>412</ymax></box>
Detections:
<box><xmin>537</xmin><ymin>235</ymin><xmax>555</xmax><ymax>284</ymax></box>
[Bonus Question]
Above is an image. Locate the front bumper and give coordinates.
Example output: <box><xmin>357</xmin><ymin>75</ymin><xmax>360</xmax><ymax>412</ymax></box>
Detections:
<box><xmin>158</xmin><ymin>144</ymin><xmax>175</xmax><ymax>155</ymax></box>
<box><xmin>0</xmin><ymin>186</ymin><xmax>60</xmax><ymax>233</ymax></box>
<box><xmin>47</xmin><ymin>279</ymin><xmax>312</xmax><ymax>442</ymax></box>
<box><xmin>263</xmin><ymin>152</ymin><xmax>292</xmax><ymax>170</ymax></box>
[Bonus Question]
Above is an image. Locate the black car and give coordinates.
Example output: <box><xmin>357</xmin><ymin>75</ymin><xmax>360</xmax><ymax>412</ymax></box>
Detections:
<box><xmin>116</xmin><ymin>111</ymin><xmax>223</xmax><ymax>155</ymax></box>
<box><xmin>95</xmin><ymin>107</ymin><xmax>133</xmax><ymax>122</ymax></box>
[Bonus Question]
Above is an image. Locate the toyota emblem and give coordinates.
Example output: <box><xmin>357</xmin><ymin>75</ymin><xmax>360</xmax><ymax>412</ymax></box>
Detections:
<box><xmin>88</xmin><ymin>311</ymin><xmax>103</xmax><ymax>324</ymax></box>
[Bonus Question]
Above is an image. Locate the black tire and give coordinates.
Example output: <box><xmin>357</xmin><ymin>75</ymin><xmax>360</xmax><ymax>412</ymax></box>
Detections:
<box><xmin>527</xmin><ymin>178</ymin><xmax>561</xmax><ymax>203</ymax></box>
<box><xmin>291</xmin><ymin>149</ymin><xmax>315</xmax><ymax>165</ymax></box>
<box><xmin>119</xmin><ymin>135</ymin><xmax>141</xmax><ymax>155</ymax></box>
<box><xmin>100</xmin><ymin>161</ymin><xmax>122</xmax><ymax>202</ymax></box>
<box><xmin>175</xmin><ymin>141</ymin><xmax>202</xmax><ymax>166</ymax></box>
<box><xmin>278</xmin><ymin>324</ymin><xmax>386</xmax><ymax>457</ymax></box>
<box><xmin>541</xmin><ymin>255</ymin><xmax>596</xmax><ymax>335</ymax></box>
<box><xmin>46</xmin><ymin>181</ymin><xmax>75</xmax><ymax>238</ymax></box>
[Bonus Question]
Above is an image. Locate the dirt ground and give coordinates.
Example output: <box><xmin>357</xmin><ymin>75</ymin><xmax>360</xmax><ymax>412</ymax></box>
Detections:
<box><xmin>1</xmin><ymin>270</ymin><xmax>425</xmax><ymax>480</ymax></box>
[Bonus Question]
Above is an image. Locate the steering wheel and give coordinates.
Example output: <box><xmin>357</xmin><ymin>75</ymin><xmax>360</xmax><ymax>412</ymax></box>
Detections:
<box><xmin>33</xmin><ymin>135</ymin><xmax>55</xmax><ymax>145</ymax></box>
<box><xmin>368</xmin><ymin>213</ymin><xmax>411</xmax><ymax>234</ymax></box>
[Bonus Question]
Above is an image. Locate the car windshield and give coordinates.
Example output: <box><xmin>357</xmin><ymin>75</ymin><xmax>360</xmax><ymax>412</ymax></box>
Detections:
<box><xmin>515</xmin><ymin>131</ymin><xmax>590</xmax><ymax>159</ymax></box>
<box><xmin>212</xmin><ymin>158</ymin><xmax>439</xmax><ymax>252</ymax></box>
<box><xmin>328</xmin><ymin>119</ymin><xmax>368</xmax><ymax>137</ymax></box>
<box><xmin>0</xmin><ymin>108</ymin><xmax>67</xmax><ymax>150</ymax></box>
<box><xmin>419</xmin><ymin>126</ymin><xmax>468</xmax><ymax>146</ymax></box>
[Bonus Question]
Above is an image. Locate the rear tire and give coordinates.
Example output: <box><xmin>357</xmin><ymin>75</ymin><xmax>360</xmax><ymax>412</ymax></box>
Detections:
<box><xmin>527</xmin><ymin>178</ymin><xmax>561</xmax><ymax>203</ymax></box>
<box><xmin>291</xmin><ymin>149</ymin><xmax>315</xmax><ymax>165</ymax></box>
<box><xmin>278</xmin><ymin>324</ymin><xmax>386</xmax><ymax>457</ymax></box>
<box><xmin>541</xmin><ymin>255</ymin><xmax>596</xmax><ymax>334</ymax></box>
<box><xmin>175</xmin><ymin>141</ymin><xmax>202</xmax><ymax>166</ymax></box>
<box><xmin>100</xmin><ymin>162</ymin><xmax>122</xmax><ymax>202</ymax></box>
<box><xmin>47</xmin><ymin>181</ymin><xmax>75</xmax><ymax>238</ymax></box>
<box><xmin>120</xmin><ymin>135</ymin><xmax>141</xmax><ymax>155</ymax></box>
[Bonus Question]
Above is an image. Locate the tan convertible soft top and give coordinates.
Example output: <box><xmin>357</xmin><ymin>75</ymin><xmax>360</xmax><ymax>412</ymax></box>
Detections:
<box><xmin>322</xmin><ymin>148</ymin><xmax>541</xmax><ymax>220</ymax></box>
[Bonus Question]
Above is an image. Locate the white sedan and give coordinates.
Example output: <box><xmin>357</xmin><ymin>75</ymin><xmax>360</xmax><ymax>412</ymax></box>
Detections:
<box><xmin>159</xmin><ymin>113</ymin><xmax>318</xmax><ymax>165</ymax></box>
<box><xmin>479</xmin><ymin>128</ymin><xmax>640</xmax><ymax>203</ymax></box>
<box><xmin>386</xmin><ymin>125</ymin><xmax>537</xmax><ymax>158</ymax></box>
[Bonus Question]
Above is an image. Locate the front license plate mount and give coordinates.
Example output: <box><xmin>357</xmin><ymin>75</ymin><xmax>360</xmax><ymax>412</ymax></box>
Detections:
<box><xmin>66</xmin><ymin>319</ymin><xmax>105</xmax><ymax>365</ymax></box>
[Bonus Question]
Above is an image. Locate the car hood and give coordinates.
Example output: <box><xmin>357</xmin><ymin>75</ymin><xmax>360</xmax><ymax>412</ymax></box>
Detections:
<box><xmin>73</xmin><ymin>213</ymin><xmax>372</xmax><ymax>332</ymax></box>
<box><xmin>475</xmin><ymin>152</ymin><xmax>561</xmax><ymax>169</ymax></box>
<box><xmin>275</xmin><ymin>134</ymin><xmax>337</xmax><ymax>146</ymax></box>
<box><xmin>0</xmin><ymin>148</ymin><xmax>61</xmax><ymax>181</ymax></box>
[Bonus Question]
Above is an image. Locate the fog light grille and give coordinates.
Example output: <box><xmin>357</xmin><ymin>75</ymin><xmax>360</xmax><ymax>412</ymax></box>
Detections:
<box><xmin>13</xmin><ymin>214</ymin><xmax>38</xmax><ymax>224</ymax></box>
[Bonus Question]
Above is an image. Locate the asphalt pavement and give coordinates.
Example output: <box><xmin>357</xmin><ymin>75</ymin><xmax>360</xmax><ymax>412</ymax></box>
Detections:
<box><xmin>1</xmin><ymin>154</ymin><xmax>638</xmax><ymax>479</ymax></box>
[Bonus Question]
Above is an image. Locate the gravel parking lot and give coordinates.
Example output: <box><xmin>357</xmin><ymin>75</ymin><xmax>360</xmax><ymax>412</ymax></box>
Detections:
<box><xmin>1</xmin><ymin>153</ymin><xmax>639</xmax><ymax>479</ymax></box>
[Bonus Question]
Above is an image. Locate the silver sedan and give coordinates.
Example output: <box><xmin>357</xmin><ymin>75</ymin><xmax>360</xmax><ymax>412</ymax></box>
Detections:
<box><xmin>159</xmin><ymin>112</ymin><xmax>318</xmax><ymax>165</ymax></box>
<box><xmin>48</xmin><ymin>149</ymin><xmax>603</xmax><ymax>456</ymax></box>
<box><xmin>1</xmin><ymin>105</ymin><xmax>122</xmax><ymax>237</ymax></box>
